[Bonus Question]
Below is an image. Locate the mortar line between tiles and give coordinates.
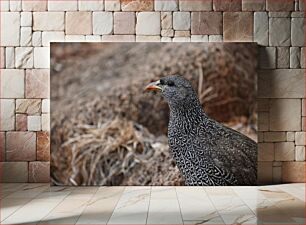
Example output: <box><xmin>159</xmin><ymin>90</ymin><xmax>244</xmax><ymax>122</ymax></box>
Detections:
<box><xmin>174</xmin><ymin>187</ymin><xmax>184</xmax><ymax>224</ymax></box>
<box><xmin>145</xmin><ymin>186</ymin><xmax>152</xmax><ymax>225</ymax></box>
<box><xmin>0</xmin><ymin>184</ymin><xmax>35</xmax><ymax>222</ymax></box>
<box><xmin>106</xmin><ymin>186</ymin><xmax>126</xmax><ymax>225</ymax></box>
<box><xmin>75</xmin><ymin>187</ymin><xmax>100</xmax><ymax>224</ymax></box>
<box><xmin>36</xmin><ymin>186</ymin><xmax>75</xmax><ymax>223</ymax></box>
<box><xmin>1</xmin><ymin>183</ymin><xmax>27</xmax><ymax>200</ymax></box>
<box><xmin>230</xmin><ymin>187</ymin><xmax>258</xmax><ymax>220</ymax></box>
<box><xmin>202</xmin><ymin>187</ymin><xmax>226</xmax><ymax>225</ymax></box>
<box><xmin>231</xmin><ymin>187</ymin><xmax>258</xmax><ymax>215</ymax></box>
<box><xmin>2</xmin><ymin>184</ymin><xmax>62</xmax><ymax>224</ymax></box>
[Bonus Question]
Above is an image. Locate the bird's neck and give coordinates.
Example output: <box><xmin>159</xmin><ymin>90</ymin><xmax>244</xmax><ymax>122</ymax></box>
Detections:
<box><xmin>169</xmin><ymin>99</ymin><xmax>206</xmax><ymax>122</ymax></box>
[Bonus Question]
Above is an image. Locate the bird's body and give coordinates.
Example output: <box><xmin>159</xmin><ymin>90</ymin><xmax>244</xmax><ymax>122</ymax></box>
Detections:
<box><xmin>146</xmin><ymin>75</ymin><xmax>257</xmax><ymax>186</ymax></box>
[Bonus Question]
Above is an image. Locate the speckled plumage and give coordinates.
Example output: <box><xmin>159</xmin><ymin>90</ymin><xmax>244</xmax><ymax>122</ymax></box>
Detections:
<box><xmin>146</xmin><ymin>75</ymin><xmax>257</xmax><ymax>186</ymax></box>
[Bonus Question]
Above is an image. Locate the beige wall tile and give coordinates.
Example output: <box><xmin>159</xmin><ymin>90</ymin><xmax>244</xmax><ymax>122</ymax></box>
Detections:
<box><xmin>179</xmin><ymin>0</ymin><xmax>212</xmax><ymax>11</ymax></box>
<box><xmin>42</xmin><ymin>99</ymin><xmax>50</xmax><ymax>113</ymax></box>
<box><xmin>33</xmin><ymin>12</ymin><xmax>64</xmax><ymax>31</ymax></box>
<box><xmin>291</xmin><ymin>18</ymin><xmax>304</xmax><ymax>47</ymax></box>
<box><xmin>259</xmin><ymin>47</ymin><xmax>276</xmax><ymax>69</ymax></box>
<box><xmin>266</xmin><ymin>0</ymin><xmax>294</xmax><ymax>11</ymax></box>
<box><xmin>33</xmin><ymin>47</ymin><xmax>50</xmax><ymax>68</ymax></box>
<box><xmin>85</xmin><ymin>35</ymin><xmax>102</xmax><ymax>41</ymax></box>
<box><xmin>0</xmin><ymin>162</ymin><xmax>28</xmax><ymax>182</ymax></box>
<box><xmin>121</xmin><ymin>0</ymin><xmax>153</xmax><ymax>11</ymax></box>
<box><xmin>6</xmin><ymin>132</ymin><xmax>36</xmax><ymax>161</ymax></box>
<box><xmin>272</xmin><ymin>165</ymin><xmax>282</xmax><ymax>184</ymax></box>
<box><xmin>173</xmin><ymin>36</ymin><xmax>190</xmax><ymax>42</ymax></box>
<box><xmin>0</xmin><ymin>99</ymin><xmax>15</xmax><ymax>131</ymax></box>
<box><xmin>0</xmin><ymin>47</ymin><xmax>5</xmax><ymax>69</ymax></box>
<box><xmin>1</xmin><ymin>12</ymin><xmax>20</xmax><ymax>46</ymax></box>
<box><xmin>0</xmin><ymin>132</ymin><xmax>5</xmax><ymax>161</ymax></box>
<box><xmin>41</xmin><ymin>114</ymin><xmax>50</xmax><ymax>131</ymax></box>
<box><xmin>161</xmin><ymin>37</ymin><xmax>172</xmax><ymax>42</ymax></box>
<box><xmin>93</xmin><ymin>12</ymin><xmax>113</xmax><ymax>35</ymax></box>
<box><xmin>15</xmin><ymin>47</ymin><xmax>33</xmax><ymax>68</ymax></box>
<box><xmin>136</xmin><ymin>36</ymin><xmax>160</xmax><ymax>42</ymax></box>
<box><xmin>37</xmin><ymin>131</ymin><xmax>50</xmax><ymax>161</ymax></box>
<box><xmin>78</xmin><ymin>0</ymin><xmax>104</xmax><ymax>11</ymax></box>
<box><xmin>223</xmin><ymin>12</ymin><xmax>253</xmax><ymax>42</ymax></box>
<box><xmin>1</xmin><ymin>0</ymin><xmax>9</xmax><ymax>11</ymax></box>
<box><xmin>16</xmin><ymin>99</ymin><xmax>41</xmax><ymax>115</ymax></box>
<box><xmin>173</xmin><ymin>12</ymin><xmax>190</xmax><ymax>30</ymax></box>
<box><xmin>242</xmin><ymin>0</ymin><xmax>265</xmax><ymax>11</ymax></box>
<box><xmin>20</xmin><ymin>27</ymin><xmax>32</xmax><ymax>47</ymax></box>
<box><xmin>275</xmin><ymin>142</ymin><xmax>295</xmax><ymax>161</ymax></box>
<box><xmin>295</xmin><ymin>146</ymin><xmax>305</xmax><ymax>161</ymax></box>
<box><xmin>48</xmin><ymin>0</ymin><xmax>77</xmax><ymax>11</ymax></box>
<box><xmin>254</xmin><ymin>12</ymin><xmax>268</xmax><ymax>46</ymax></box>
<box><xmin>269</xmin><ymin>18</ymin><xmax>291</xmax><ymax>46</ymax></box>
<box><xmin>258</xmin><ymin>143</ymin><xmax>274</xmax><ymax>161</ymax></box>
<box><xmin>42</xmin><ymin>32</ymin><xmax>65</xmax><ymax>47</ymax></box>
<box><xmin>66</xmin><ymin>12</ymin><xmax>92</xmax><ymax>35</ymax></box>
<box><xmin>276</xmin><ymin>47</ymin><xmax>290</xmax><ymax>68</ymax></box>
<box><xmin>101</xmin><ymin>35</ymin><xmax>135</xmax><ymax>42</ymax></box>
<box><xmin>136</xmin><ymin>12</ymin><xmax>160</xmax><ymax>35</ymax></box>
<box><xmin>21</xmin><ymin>12</ymin><xmax>32</xmax><ymax>27</ymax></box>
<box><xmin>191</xmin><ymin>35</ymin><xmax>208</xmax><ymax>42</ymax></box>
<box><xmin>264</xmin><ymin>132</ymin><xmax>286</xmax><ymax>142</ymax></box>
<box><xmin>191</xmin><ymin>12</ymin><xmax>222</xmax><ymax>35</ymax></box>
<box><xmin>114</xmin><ymin>12</ymin><xmax>135</xmax><ymax>35</ymax></box>
<box><xmin>295</xmin><ymin>132</ymin><xmax>305</xmax><ymax>146</ymax></box>
<box><xmin>29</xmin><ymin>161</ymin><xmax>50</xmax><ymax>182</ymax></box>
<box><xmin>65</xmin><ymin>35</ymin><xmax>86</xmax><ymax>42</ymax></box>
<box><xmin>25</xmin><ymin>69</ymin><xmax>50</xmax><ymax>98</ymax></box>
<box><xmin>22</xmin><ymin>0</ymin><xmax>47</xmax><ymax>11</ymax></box>
<box><xmin>258</xmin><ymin>112</ymin><xmax>269</xmax><ymax>131</ymax></box>
<box><xmin>258</xmin><ymin>69</ymin><xmax>304</xmax><ymax>98</ymax></box>
<box><xmin>282</xmin><ymin>162</ymin><xmax>305</xmax><ymax>182</ymax></box>
<box><xmin>161</xmin><ymin>12</ymin><xmax>172</xmax><ymax>29</ymax></box>
<box><xmin>155</xmin><ymin>0</ymin><xmax>178</xmax><ymax>11</ymax></box>
<box><xmin>32</xmin><ymin>31</ymin><xmax>42</xmax><ymax>47</ymax></box>
<box><xmin>0</xmin><ymin>69</ymin><xmax>24</xmax><ymax>98</ymax></box>
<box><xmin>210</xmin><ymin>36</ymin><xmax>223</xmax><ymax>42</ymax></box>
<box><xmin>257</xmin><ymin>99</ymin><xmax>270</xmax><ymax>112</ymax></box>
<box><xmin>161</xmin><ymin>29</ymin><xmax>174</xmax><ymax>37</ymax></box>
<box><xmin>5</xmin><ymin>47</ymin><xmax>15</xmax><ymax>68</ymax></box>
<box><xmin>286</xmin><ymin>132</ymin><xmax>295</xmax><ymax>142</ymax></box>
<box><xmin>290</xmin><ymin>47</ymin><xmax>301</xmax><ymax>68</ymax></box>
<box><xmin>16</xmin><ymin>114</ymin><xmax>27</xmax><ymax>131</ymax></box>
<box><xmin>105</xmin><ymin>0</ymin><xmax>120</xmax><ymax>11</ymax></box>
<box><xmin>213</xmin><ymin>0</ymin><xmax>242</xmax><ymax>11</ymax></box>
<box><xmin>258</xmin><ymin>162</ymin><xmax>273</xmax><ymax>185</ymax></box>
<box><xmin>270</xmin><ymin>99</ymin><xmax>301</xmax><ymax>131</ymax></box>
<box><xmin>27</xmin><ymin>115</ymin><xmax>41</xmax><ymax>131</ymax></box>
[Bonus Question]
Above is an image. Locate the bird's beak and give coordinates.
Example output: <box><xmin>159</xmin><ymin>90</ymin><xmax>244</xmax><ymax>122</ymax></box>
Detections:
<box><xmin>145</xmin><ymin>80</ymin><xmax>162</xmax><ymax>91</ymax></box>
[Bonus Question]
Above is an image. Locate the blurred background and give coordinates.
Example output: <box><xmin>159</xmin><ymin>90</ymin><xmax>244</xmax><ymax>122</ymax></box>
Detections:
<box><xmin>51</xmin><ymin>43</ymin><xmax>257</xmax><ymax>186</ymax></box>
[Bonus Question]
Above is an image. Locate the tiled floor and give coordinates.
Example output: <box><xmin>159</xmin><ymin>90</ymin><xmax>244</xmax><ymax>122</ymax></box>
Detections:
<box><xmin>0</xmin><ymin>183</ymin><xmax>305</xmax><ymax>224</ymax></box>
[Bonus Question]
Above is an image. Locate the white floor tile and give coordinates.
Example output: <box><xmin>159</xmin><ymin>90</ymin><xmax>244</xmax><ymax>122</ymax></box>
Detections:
<box><xmin>147</xmin><ymin>187</ymin><xmax>183</xmax><ymax>224</ymax></box>
<box><xmin>76</xmin><ymin>187</ymin><xmax>124</xmax><ymax>224</ymax></box>
<box><xmin>108</xmin><ymin>186</ymin><xmax>150</xmax><ymax>224</ymax></box>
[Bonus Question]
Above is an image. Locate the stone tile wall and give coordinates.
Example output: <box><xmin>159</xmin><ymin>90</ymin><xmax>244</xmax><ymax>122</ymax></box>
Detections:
<box><xmin>0</xmin><ymin>0</ymin><xmax>305</xmax><ymax>184</ymax></box>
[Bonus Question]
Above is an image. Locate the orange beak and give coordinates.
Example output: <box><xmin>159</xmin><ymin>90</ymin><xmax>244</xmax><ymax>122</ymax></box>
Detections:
<box><xmin>145</xmin><ymin>80</ymin><xmax>162</xmax><ymax>91</ymax></box>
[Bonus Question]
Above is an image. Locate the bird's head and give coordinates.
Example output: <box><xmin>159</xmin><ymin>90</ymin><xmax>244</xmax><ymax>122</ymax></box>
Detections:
<box><xmin>145</xmin><ymin>75</ymin><xmax>199</xmax><ymax>108</ymax></box>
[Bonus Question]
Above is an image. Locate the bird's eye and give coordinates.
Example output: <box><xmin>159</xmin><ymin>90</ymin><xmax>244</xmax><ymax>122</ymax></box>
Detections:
<box><xmin>167</xmin><ymin>80</ymin><xmax>175</xmax><ymax>86</ymax></box>
<box><xmin>159</xmin><ymin>79</ymin><xmax>165</xmax><ymax>85</ymax></box>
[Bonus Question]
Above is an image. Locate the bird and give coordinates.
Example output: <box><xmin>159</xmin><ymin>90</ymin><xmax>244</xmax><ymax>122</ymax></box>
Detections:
<box><xmin>145</xmin><ymin>75</ymin><xmax>257</xmax><ymax>186</ymax></box>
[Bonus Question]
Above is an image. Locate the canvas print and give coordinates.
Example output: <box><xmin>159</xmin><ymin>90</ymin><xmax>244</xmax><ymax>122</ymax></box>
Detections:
<box><xmin>51</xmin><ymin>43</ymin><xmax>258</xmax><ymax>186</ymax></box>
